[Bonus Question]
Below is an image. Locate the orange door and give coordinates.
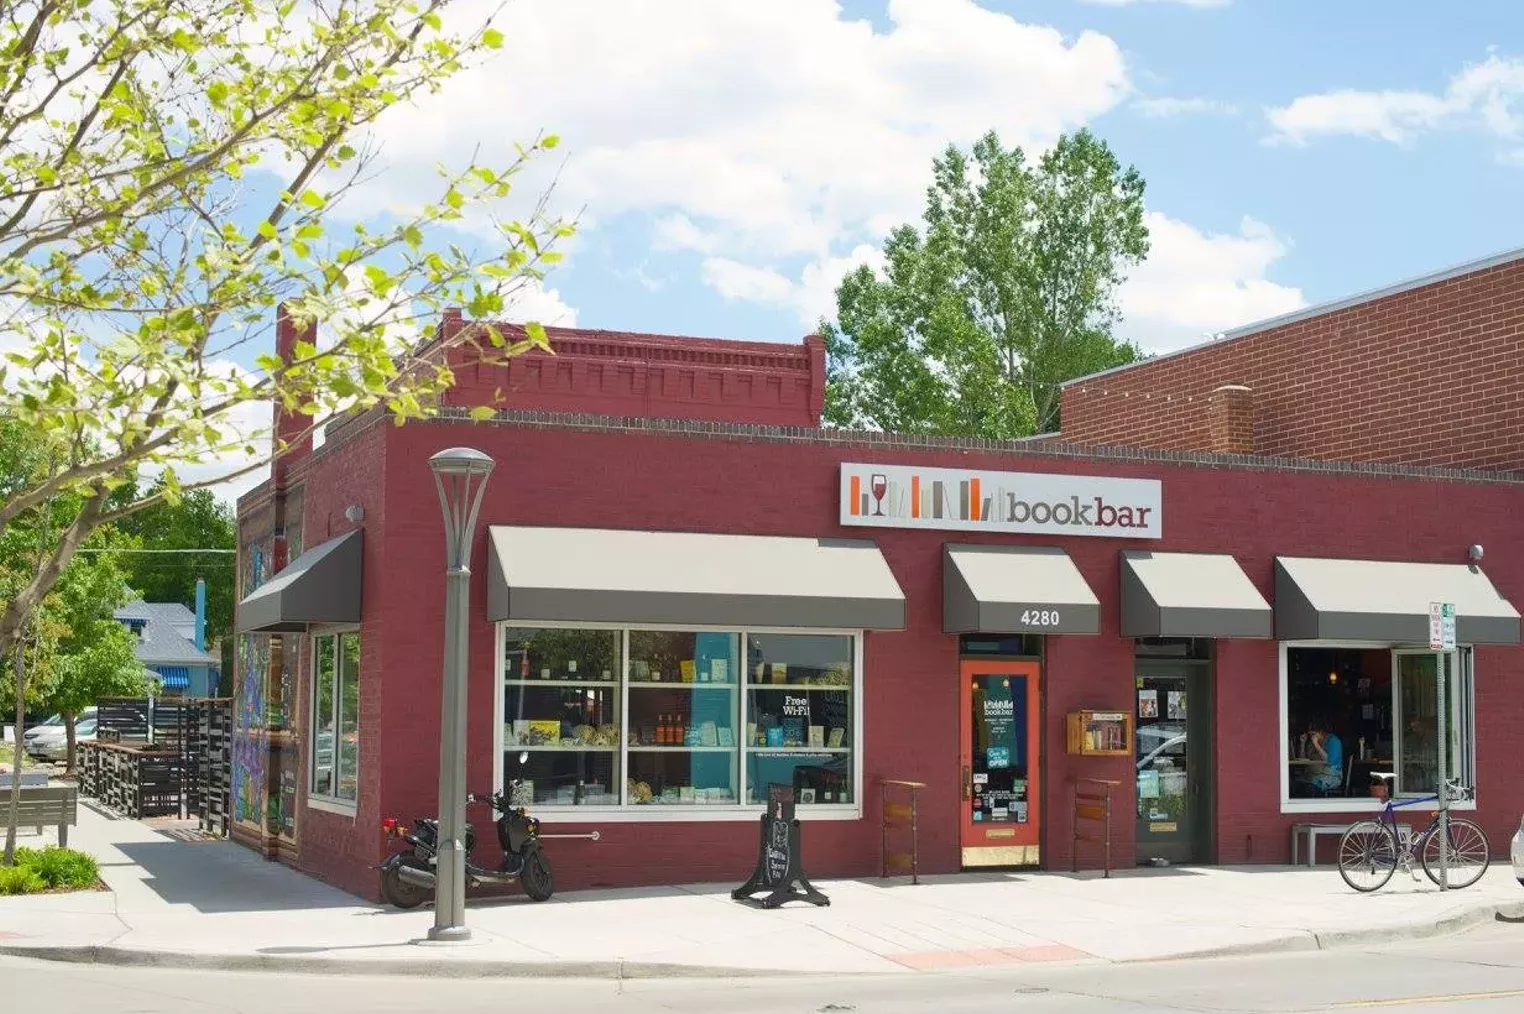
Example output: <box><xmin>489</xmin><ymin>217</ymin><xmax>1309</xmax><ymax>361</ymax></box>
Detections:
<box><xmin>959</xmin><ymin>659</ymin><xmax>1042</xmax><ymax>867</ymax></box>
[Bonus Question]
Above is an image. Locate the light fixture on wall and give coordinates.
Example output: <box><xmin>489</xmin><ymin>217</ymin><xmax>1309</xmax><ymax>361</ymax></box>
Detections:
<box><xmin>345</xmin><ymin>504</ymin><xmax>365</xmax><ymax>523</ymax></box>
<box><xmin>1468</xmin><ymin>544</ymin><xmax>1484</xmax><ymax>564</ymax></box>
<box><xmin>1328</xmin><ymin>671</ymin><xmax>1338</xmax><ymax>685</ymax></box>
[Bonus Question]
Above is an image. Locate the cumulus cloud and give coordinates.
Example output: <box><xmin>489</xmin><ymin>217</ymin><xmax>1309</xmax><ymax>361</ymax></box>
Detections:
<box><xmin>1266</xmin><ymin>53</ymin><xmax>1524</xmax><ymax>147</ymax></box>
<box><xmin>1116</xmin><ymin>212</ymin><xmax>1305</xmax><ymax>353</ymax></box>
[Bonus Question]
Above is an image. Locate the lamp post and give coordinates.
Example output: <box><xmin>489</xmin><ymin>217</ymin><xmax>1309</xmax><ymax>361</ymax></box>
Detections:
<box><xmin>427</xmin><ymin>447</ymin><xmax>494</xmax><ymax>942</ymax></box>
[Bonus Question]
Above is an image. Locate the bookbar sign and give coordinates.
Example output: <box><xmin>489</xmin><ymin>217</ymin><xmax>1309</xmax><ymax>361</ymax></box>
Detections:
<box><xmin>840</xmin><ymin>463</ymin><xmax>1162</xmax><ymax>539</ymax></box>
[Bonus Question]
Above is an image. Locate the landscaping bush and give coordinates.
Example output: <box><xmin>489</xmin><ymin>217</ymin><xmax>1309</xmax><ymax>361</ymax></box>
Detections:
<box><xmin>0</xmin><ymin>865</ymin><xmax>45</xmax><ymax>895</ymax></box>
<box><xmin>0</xmin><ymin>847</ymin><xmax>100</xmax><ymax>893</ymax></box>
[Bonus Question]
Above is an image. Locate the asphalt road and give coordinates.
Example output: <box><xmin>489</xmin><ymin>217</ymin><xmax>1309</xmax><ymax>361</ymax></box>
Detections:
<box><xmin>7</xmin><ymin>916</ymin><xmax>1524</xmax><ymax>1013</ymax></box>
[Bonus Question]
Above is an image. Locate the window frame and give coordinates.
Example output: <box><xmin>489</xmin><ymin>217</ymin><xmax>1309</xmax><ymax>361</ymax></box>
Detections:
<box><xmin>308</xmin><ymin>624</ymin><xmax>362</xmax><ymax>816</ymax></box>
<box><xmin>1277</xmin><ymin>640</ymin><xmax>1476</xmax><ymax>815</ymax></box>
<box><xmin>493</xmin><ymin>620</ymin><xmax>864</xmax><ymax>822</ymax></box>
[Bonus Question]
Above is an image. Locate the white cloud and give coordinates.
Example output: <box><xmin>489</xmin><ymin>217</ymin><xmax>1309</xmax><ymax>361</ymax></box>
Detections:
<box><xmin>1266</xmin><ymin>53</ymin><xmax>1524</xmax><ymax>147</ymax></box>
<box><xmin>501</xmin><ymin>278</ymin><xmax>579</xmax><ymax>327</ymax></box>
<box><xmin>1134</xmin><ymin>96</ymin><xmax>1237</xmax><ymax>118</ymax></box>
<box><xmin>1117</xmin><ymin>212</ymin><xmax>1305</xmax><ymax>353</ymax></box>
<box><xmin>703</xmin><ymin>244</ymin><xmax>885</xmax><ymax>328</ymax></box>
<box><xmin>350</xmin><ymin>0</ymin><xmax>1131</xmax><ymax>276</ymax></box>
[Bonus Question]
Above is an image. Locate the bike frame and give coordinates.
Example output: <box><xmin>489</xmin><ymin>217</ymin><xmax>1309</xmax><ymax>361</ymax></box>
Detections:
<box><xmin>1372</xmin><ymin>781</ymin><xmax>1468</xmax><ymax>854</ymax></box>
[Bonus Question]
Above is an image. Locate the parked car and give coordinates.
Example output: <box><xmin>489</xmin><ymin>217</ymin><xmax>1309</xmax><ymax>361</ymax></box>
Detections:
<box><xmin>21</xmin><ymin>707</ymin><xmax>97</xmax><ymax>761</ymax></box>
<box><xmin>1511</xmin><ymin>815</ymin><xmax>1524</xmax><ymax>886</ymax></box>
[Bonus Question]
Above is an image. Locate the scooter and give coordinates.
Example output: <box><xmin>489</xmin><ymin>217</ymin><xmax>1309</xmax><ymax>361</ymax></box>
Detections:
<box><xmin>379</xmin><ymin>752</ymin><xmax>596</xmax><ymax>908</ymax></box>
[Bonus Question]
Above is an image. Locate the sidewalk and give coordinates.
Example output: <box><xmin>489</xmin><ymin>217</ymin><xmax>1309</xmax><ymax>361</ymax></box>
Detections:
<box><xmin>2</xmin><ymin>803</ymin><xmax>1521</xmax><ymax>978</ymax></box>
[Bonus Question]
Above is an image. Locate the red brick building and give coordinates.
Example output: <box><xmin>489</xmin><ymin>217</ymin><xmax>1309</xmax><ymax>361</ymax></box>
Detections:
<box><xmin>233</xmin><ymin>307</ymin><xmax>1524</xmax><ymax>901</ymax></box>
<box><xmin>1059</xmin><ymin>247</ymin><xmax>1524</xmax><ymax>472</ymax></box>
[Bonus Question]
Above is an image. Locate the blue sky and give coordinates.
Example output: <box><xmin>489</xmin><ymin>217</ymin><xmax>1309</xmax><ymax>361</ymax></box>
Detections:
<box><xmin>392</xmin><ymin>0</ymin><xmax>1518</xmax><ymax>352</ymax></box>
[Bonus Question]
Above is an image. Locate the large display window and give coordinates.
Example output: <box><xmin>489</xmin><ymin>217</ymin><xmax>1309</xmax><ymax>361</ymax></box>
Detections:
<box><xmin>1279</xmin><ymin>643</ymin><xmax>1475</xmax><ymax>812</ymax></box>
<box><xmin>496</xmin><ymin>623</ymin><xmax>862</xmax><ymax>819</ymax></box>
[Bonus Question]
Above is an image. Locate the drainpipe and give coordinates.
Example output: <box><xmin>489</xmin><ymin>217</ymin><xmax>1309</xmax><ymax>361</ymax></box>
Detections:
<box><xmin>194</xmin><ymin>576</ymin><xmax>207</xmax><ymax>652</ymax></box>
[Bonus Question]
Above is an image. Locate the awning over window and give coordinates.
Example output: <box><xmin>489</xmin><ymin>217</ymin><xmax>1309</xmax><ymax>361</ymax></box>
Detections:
<box><xmin>486</xmin><ymin>526</ymin><xmax>905</xmax><ymax>630</ymax></box>
<box><xmin>1121</xmin><ymin>551</ymin><xmax>1272</xmax><ymax>639</ymax></box>
<box><xmin>942</xmin><ymin>545</ymin><xmax>1099</xmax><ymax>635</ymax></box>
<box><xmin>1274</xmin><ymin>556</ymin><xmax>1521</xmax><ymax>644</ymax></box>
<box><xmin>156</xmin><ymin>669</ymin><xmax>191</xmax><ymax>691</ymax></box>
<box><xmin>236</xmin><ymin>530</ymin><xmax>363</xmax><ymax>633</ymax></box>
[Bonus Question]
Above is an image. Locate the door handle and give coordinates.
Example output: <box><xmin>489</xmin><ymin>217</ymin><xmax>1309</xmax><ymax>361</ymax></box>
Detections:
<box><xmin>962</xmin><ymin>765</ymin><xmax>972</xmax><ymax>800</ymax></box>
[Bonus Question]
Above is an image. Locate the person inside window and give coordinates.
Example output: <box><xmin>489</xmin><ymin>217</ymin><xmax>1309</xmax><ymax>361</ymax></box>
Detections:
<box><xmin>1403</xmin><ymin>716</ymin><xmax>1437</xmax><ymax>793</ymax></box>
<box><xmin>1298</xmin><ymin>719</ymin><xmax>1344</xmax><ymax>795</ymax></box>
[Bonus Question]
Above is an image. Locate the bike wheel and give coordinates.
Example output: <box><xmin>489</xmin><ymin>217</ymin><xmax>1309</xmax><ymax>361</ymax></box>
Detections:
<box><xmin>1338</xmin><ymin>821</ymin><xmax>1399</xmax><ymax>893</ymax></box>
<box><xmin>381</xmin><ymin>859</ymin><xmax>432</xmax><ymax>910</ymax></box>
<box><xmin>521</xmin><ymin>850</ymin><xmax>555</xmax><ymax>902</ymax></box>
<box><xmin>1420</xmin><ymin>817</ymin><xmax>1491</xmax><ymax>889</ymax></box>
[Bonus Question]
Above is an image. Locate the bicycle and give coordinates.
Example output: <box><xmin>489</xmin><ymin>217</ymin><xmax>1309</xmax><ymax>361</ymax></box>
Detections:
<box><xmin>1337</xmin><ymin>777</ymin><xmax>1490</xmax><ymax>893</ymax></box>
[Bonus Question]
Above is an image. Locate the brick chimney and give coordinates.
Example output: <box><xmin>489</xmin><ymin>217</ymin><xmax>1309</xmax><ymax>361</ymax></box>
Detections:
<box><xmin>271</xmin><ymin>302</ymin><xmax>316</xmax><ymax>489</ymax></box>
<box><xmin>1207</xmin><ymin>384</ymin><xmax>1254</xmax><ymax>455</ymax></box>
<box><xmin>803</xmin><ymin>333</ymin><xmax>827</xmax><ymax>427</ymax></box>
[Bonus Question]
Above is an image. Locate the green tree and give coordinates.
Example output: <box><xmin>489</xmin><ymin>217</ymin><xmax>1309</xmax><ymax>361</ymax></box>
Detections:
<box><xmin>0</xmin><ymin>0</ymin><xmax>572</xmax><ymax>728</ymax></box>
<box><xmin>50</xmin><ymin>626</ymin><xmax>154</xmax><ymax>775</ymax></box>
<box><xmin>824</xmin><ymin>129</ymin><xmax>1149</xmax><ymax>437</ymax></box>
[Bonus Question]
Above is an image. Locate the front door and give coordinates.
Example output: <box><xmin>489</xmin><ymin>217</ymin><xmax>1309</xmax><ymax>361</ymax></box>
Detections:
<box><xmin>1134</xmin><ymin>663</ymin><xmax>1213</xmax><ymax>864</ymax></box>
<box><xmin>960</xmin><ymin>660</ymin><xmax>1042</xmax><ymax>867</ymax></box>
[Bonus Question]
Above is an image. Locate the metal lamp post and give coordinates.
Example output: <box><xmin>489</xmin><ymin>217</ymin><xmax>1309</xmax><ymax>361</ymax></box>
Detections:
<box><xmin>427</xmin><ymin>446</ymin><xmax>494</xmax><ymax>942</ymax></box>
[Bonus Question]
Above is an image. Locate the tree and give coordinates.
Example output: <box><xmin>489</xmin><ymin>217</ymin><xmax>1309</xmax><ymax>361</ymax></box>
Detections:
<box><xmin>111</xmin><ymin>480</ymin><xmax>236</xmax><ymax>675</ymax></box>
<box><xmin>51</xmin><ymin>625</ymin><xmax>154</xmax><ymax>775</ymax></box>
<box><xmin>823</xmin><ymin>129</ymin><xmax>1149</xmax><ymax>437</ymax></box>
<box><xmin>0</xmin><ymin>1</ymin><xmax>572</xmax><ymax>730</ymax></box>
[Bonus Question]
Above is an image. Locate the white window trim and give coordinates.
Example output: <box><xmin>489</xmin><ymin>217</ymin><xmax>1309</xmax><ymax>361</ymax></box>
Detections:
<box><xmin>493</xmin><ymin>619</ymin><xmax>865</xmax><ymax>822</ymax></box>
<box><xmin>308</xmin><ymin>624</ymin><xmax>361</xmax><ymax>815</ymax></box>
<box><xmin>1278</xmin><ymin>640</ymin><xmax>1476</xmax><ymax>815</ymax></box>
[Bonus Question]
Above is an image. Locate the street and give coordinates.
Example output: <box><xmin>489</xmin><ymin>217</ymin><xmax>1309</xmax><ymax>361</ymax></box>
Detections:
<box><xmin>6</xmin><ymin>916</ymin><xmax>1523</xmax><ymax>1013</ymax></box>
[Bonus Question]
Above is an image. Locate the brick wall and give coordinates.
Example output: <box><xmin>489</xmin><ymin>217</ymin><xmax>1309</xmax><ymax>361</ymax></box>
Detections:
<box><xmin>289</xmin><ymin>414</ymin><xmax>1524</xmax><ymax>898</ymax></box>
<box><xmin>436</xmin><ymin>319</ymin><xmax>827</xmax><ymax>428</ymax></box>
<box><xmin>1060</xmin><ymin>256</ymin><xmax>1524</xmax><ymax>471</ymax></box>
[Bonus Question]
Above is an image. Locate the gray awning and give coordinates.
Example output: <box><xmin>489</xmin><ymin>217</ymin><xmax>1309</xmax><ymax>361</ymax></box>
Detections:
<box><xmin>1121</xmin><ymin>551</ymin><xmax>1272</xmax><ymax>638</ymax></box>
<box><xmin>487</xmin><ymin>526</ymin><xmax>905</xmax><ymax>630</ymax></box>
<box><xmin>1274</xmin><ymin>557</ymin><xmax>1521</xmax><ymax>644</ymax></box>
<box><xmin>236</xmin><ymin>530</ymin><xmax>363</xmax><ymax>633</ymax></box>
<box><xmin>943</xmin><ymin>545</ymin><xmax>1099</xmax><ymax>635</ymax></box>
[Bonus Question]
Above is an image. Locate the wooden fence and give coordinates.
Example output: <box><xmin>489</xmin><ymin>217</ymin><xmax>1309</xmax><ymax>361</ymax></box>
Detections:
<box><xmin>78</xmin><ymin>696</ymin><xmax>231</xmax><ymax>831</ymax></box>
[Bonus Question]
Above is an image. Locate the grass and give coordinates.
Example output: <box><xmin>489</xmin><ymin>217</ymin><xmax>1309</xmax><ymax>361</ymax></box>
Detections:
<box><xmin>0</xmin><ymin>847</ymin><xmax>101</xmax><ymax>895</ymax></box>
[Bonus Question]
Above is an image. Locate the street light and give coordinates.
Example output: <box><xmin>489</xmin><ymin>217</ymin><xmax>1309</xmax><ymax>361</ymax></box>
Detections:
<box><xmin>427</xmin><ymin>446</ymin><xmax>494</xmax><ymax>942</ymax></box>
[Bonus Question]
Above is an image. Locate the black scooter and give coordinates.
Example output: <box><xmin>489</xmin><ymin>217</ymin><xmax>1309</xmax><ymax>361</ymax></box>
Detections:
<box><xmin>380</xmin><ymin>752</ymin><xmax>586</xmax><ymax>908</ymax></box>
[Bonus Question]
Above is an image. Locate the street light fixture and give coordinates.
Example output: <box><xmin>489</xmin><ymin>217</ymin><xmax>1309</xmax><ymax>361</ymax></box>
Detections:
<box><xmin>427</xmin><ymin>446</ymin><xmax>494</xmax><ymax>942</ymax></box>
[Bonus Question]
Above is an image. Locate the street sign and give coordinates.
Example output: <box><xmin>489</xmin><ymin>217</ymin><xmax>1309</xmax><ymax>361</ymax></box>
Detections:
<box><xmin>1428</xmin><ymin>602</ymin><xmax>1456</xmax><ymax>651</ymax></box>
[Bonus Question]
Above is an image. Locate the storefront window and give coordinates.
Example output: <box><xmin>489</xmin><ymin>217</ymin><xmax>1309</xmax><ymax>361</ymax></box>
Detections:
<box><xmin>743</xmin><ymin>633</ymin><xmax>854</xmax><ymax>807</ymax></box>
<box><xmin>498</xmin><ymin>625</ymin><xmax>860</xmax><ymax>813</ymax></box>
<box><xmin>310</xmin><ymin>630</ymin><xmax>360</xmax><ymax>805</ymax></box>
<box><xmin>626</xmin><ymin>631</ymin><xmax>740</xmax><ymax>806</ymax></box>
<box><xmin>503</xmin><ymin>628</ymin><xmax>621</xmax><ymax>807</ymax></box>
<box><xmin>1282</xmin><ymin>645</ymin><xmax>1472</xmax><ymax>804</ymax></box>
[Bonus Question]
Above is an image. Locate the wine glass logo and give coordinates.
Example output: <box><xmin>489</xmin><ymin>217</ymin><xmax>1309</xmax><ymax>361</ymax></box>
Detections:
<box><xmin>870</xmin><ymin>473</ymin><xmax>888</xmax><ymax>516</ymax></box>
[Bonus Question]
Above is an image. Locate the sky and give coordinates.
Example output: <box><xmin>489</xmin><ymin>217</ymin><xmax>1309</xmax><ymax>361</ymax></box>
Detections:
<box><xmin>130</xmin><ymin>0</ymin><xmax>1524</xmax><ymax>499</ymax></box>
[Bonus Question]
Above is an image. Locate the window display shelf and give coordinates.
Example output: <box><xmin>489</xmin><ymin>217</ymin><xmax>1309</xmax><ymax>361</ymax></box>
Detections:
<box><xmin>627</xmin><ymin>745</ymin><xmax>734</xmax><ymax>753</ymax></box>
<box><xmin>748</xmin><ymin>747</ymin><xmax>851</xmax><ymax>755</ymax></box>
<box><xmin>510</xmin><ymin>745</ymin><xmax>619</xmax><ymax>752</ymax></box>
<box><xmin>504</xmin><ymin>679</ymin><xmax>619</xmax><ymax>688</ymax></box>
<box><xmin>626</xmin><ymin>681</ymin><xmax>736</xmax><ymax>689</ymax></box>
<box><xmin>745</xmin><ymin>684</ymin><xmax>851</xmax><ymax>692</ymax></box>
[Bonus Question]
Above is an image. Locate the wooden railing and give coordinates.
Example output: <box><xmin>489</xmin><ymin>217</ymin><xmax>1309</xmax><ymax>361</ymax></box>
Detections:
<box><xmin>1073</xmin><ymin>778</ymin><xmax>1120</xmax><ymax>877</ymax></box>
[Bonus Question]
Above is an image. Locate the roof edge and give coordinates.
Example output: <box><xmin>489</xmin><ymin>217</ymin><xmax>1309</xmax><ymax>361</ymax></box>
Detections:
<box><xmin>1063</xmin><ymin>242</ymin><xmax>1524</xmax><ymax>389</ymax></box>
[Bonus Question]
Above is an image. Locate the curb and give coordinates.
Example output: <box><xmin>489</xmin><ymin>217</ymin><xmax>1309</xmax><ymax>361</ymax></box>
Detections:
<box><xmin>5</xmin><ymin>898</ymin><xmax>1522</xmax><ymax>979</ymax></box>
<box><xmin>1128</xmin><ymin>898</ymin><xmax>1524</xmax><ymax>965</ymax></box>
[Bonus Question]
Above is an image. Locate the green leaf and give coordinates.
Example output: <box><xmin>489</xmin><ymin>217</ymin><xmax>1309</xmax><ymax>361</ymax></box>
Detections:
<box><xmin>481</xmin><ymin>27</ymin><xmax>505</xmax><ymax>49</ymax></box>
<box><xmin>257</xmin><ymin>221</ymin><xmax>278</xmax><ymax>240</ymax></box>
<box><xmin>468</xmin><ymin>405</ymin><xmax>495</xmax><ymax>421</ymax></box>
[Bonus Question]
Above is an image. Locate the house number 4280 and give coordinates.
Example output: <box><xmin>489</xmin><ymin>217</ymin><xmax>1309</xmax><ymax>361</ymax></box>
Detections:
<box><xmin>1020</xmin><ymin>609</ymin><xmax>1061</xmax><ymax>627</ymax></box>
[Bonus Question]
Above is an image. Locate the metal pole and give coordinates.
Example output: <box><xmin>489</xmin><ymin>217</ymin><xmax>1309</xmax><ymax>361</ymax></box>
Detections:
<box><xmin>1435</xmin><ymin>649</ymin><xmax>1448</xmax><ymax>891</ymax></box>
<box><xmin>427</xmin><ymin>448</ymin><xmax>493</xmax><ymax>943</ymax></box>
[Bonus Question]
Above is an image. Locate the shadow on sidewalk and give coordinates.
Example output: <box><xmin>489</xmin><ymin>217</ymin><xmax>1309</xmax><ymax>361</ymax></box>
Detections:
<box><xmin>112</xmin><ymin>840</ymin><xmax>361</xmax><ymax>914</ymax></box>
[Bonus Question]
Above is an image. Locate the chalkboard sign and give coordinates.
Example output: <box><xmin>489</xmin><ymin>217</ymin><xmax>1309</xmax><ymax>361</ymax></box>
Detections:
<box><xmin>732</xmin><ymin>784</ymin><xmax>830</xmax><ymax>909</ymax></box>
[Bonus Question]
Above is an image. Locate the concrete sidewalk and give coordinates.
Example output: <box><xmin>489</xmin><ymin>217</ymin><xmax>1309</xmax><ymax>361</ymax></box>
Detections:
<box><xmin>2</xmin><ymin>803</ymin><xmax>1521</xmax><ymax>978</ymax></box>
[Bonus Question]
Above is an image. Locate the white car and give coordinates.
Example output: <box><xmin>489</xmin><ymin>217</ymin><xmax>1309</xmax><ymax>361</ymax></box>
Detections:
<box><xmin>21</xmin><ymin>708</ymin><xmax>97</xmax><ymax>762</ymax></box>
<box><xmin>1511</xmin><ymin>815</ymin><xmax>1524</xmax><ymax>887</ymax></box>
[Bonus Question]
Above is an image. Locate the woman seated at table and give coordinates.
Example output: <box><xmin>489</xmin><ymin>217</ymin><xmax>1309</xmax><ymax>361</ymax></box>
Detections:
<box><xmin>1294</xmin><ymin>719</ymin><xmax>1345</xmax><ymax>795</ymax></box>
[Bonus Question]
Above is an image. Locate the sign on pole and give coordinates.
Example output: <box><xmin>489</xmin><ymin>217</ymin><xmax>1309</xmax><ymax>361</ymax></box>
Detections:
<box><xmin>1429</xmin><ymin>601</ymin><xmax>1454</xmax><ymax>889</ymax></box>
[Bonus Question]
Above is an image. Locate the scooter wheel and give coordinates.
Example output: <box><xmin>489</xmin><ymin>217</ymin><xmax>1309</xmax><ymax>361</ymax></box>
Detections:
<box><xmin>382</xmin><ymin>861</ymin><xmax>432</xmax><ymax>910</ymax></box>
<box><xmin>521</xmin><ymin>851</ymin><xmax>554</xmax><ymax>902</ymax></box>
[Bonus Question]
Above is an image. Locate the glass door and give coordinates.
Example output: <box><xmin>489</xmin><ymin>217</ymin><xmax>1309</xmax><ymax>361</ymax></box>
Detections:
<box><xmin>959</xmin><ymin>659</ymin><xmax>1041</xmax><ymax>868</ymax></box>
<box><xmin>1393</xmin><ymin>649</ymin><xmax>1466</xmax><ymax>797</ymax></box>
<box><xmin>1135</xmin><ymin>661</ymin><xmax>1212</xmax><ymax>864</ymax></box>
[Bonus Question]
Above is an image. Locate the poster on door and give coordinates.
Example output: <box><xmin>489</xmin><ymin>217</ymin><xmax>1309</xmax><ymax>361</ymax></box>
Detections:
<box><xmin>972</xmin><ymin>677</ymin><xmax>1028</xmax><ymax>825</ymax></box>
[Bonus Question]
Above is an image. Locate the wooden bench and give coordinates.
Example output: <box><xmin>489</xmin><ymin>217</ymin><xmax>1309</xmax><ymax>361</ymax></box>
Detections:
<box><xmin>1</xmin><ymin>785</ymin><xmax>79</xmax><ymax>847</ymax></box>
